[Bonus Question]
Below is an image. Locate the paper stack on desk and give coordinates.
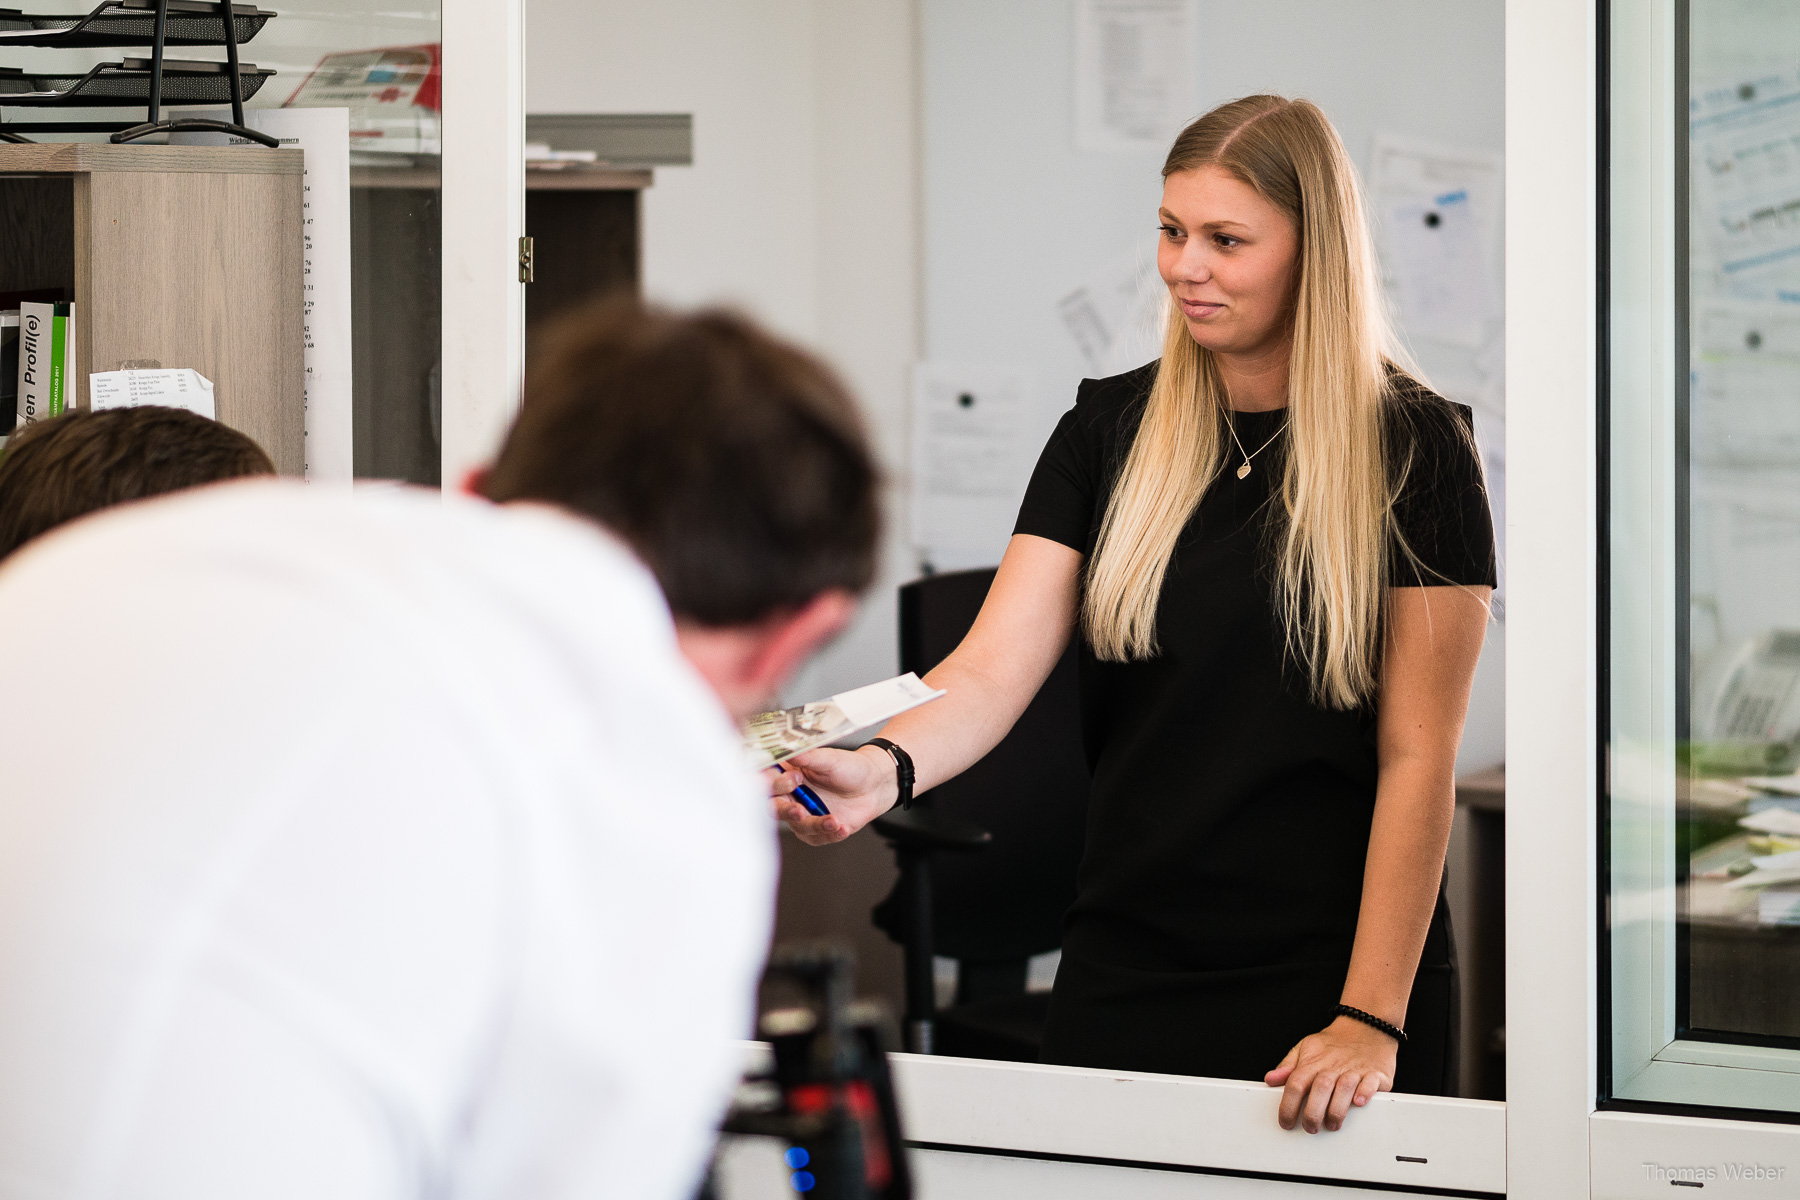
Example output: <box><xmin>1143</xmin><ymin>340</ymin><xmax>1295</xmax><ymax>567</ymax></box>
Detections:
<box><xmin>88</xmin><ymin>368</ymin><xmax>214</xmax><ymax>420</ymax></box>
<box><xmin>1759</xmin><ymin>889</ymin><xmax>1800</xmax><ymax>926</ymax></box>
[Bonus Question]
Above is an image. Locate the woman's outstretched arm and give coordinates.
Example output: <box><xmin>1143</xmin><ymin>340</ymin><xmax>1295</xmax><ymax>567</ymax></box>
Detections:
<box><xmin>1268</xmin><ymin>583</ymin><xmax>1491</xmax><ymax>1132</ymax></box>
<box><xmin>773</xmin><ymin>533</ymin><xmax>1083</xmax><ymax>845</ymax></box>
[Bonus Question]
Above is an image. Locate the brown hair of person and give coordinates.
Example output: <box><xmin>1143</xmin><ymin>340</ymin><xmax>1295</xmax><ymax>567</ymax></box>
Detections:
<box><xmin>482</xmin><ymin>298</ymin><xmax>880</xmax><ymax>625</ymax></box>
<box><xmin>0</xmin><ymin>406</ymin><xmax>275</xmax><ymax>562</ymax></box>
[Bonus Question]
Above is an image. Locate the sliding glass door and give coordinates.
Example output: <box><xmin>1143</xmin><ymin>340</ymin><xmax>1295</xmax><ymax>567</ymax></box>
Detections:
<box><xmin>1606</xmin><ymin>0</ymin><xmax>1800</xmax><ymax>1117</ymax></box>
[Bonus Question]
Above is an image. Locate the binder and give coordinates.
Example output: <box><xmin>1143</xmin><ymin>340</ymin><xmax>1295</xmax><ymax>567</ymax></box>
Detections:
<box><xmin>15</xmin><ymin>300</ymin><xmax>72</xmax><ymax>429</ymax></box>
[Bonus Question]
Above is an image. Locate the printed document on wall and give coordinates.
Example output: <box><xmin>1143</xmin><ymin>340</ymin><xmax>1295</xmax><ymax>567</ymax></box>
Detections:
<box><xmin>1073</xmin><ymin>0</ymin><xmax>1198</xmax><ymax>153</ymax></box>
<box><xmin>1692</xmin><ymin>70</ymin><xmax>1800</xmax><ymax>296</ymax></box>
<box><xmin>1694</xmin><ymin>487</ymin><xmax>1800</xmax><ymax>643</ymax></box>
<box><xmin>1057</xmin><ymin>241</ymin><xmax>1167</xmax><ymax>376</ymax></box>
<box><xmin>1368</xmin><ymin>136</ymin><xmax>1501</xmax><ymax>350</ymax></box>
<box><xmin>911</xmin><ymin>364</ymin><xmax>1036</xmax><ymax>559</ymax></box>
<box><xmin>1693</xmin><ymin>301</ymin><xmax>1800</xmax><ymax>465</ymax></box>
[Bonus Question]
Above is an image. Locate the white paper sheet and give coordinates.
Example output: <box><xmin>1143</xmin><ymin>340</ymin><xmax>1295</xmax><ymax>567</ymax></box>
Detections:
<box><xmin>1057</xmin><ymin>242</ymin><xmax>1167</xmax><ymax>375</ymax></box>
<box><xmin>1742</xmin><ymin>806</ymin><xmax>1800</xmax><ymax>836</ymax></box>
<box><xmin>1692</xmin><ymin>71</ymin><xmax>1800</xmax><ymax>285</ymax></box>
<box><xmin>173</xmin><ymin>108</ymin><xmax>353</xmax><ymax>483</ymax></box>
<box><xmin>1692</xmin><ymin>301</ymin><xmax>1800</xmax><ymax>466</ymax></box>
<box><xmin>1073</xmin><ymin>0</ymin><xmax>1198</xmax><ymax>153</ymax></box>
<box><xmin>1695</xmin><ymin>489</ymin><xmax>1800</xmax><ymax>641</ymax></box>
<box><xmin>89</xmin><ymin>369</ymin><xmax>215</xmax><ymax>419</ymax></box>
<box><xmin>1369</xmin><ymin>136</ymin><xmax>1502</xmax><ymax>350</ymax></box>
<box><xmin>910</xmin><ymin>363</ymin><xmax>1037</xmax><ymax>556</ymax></box>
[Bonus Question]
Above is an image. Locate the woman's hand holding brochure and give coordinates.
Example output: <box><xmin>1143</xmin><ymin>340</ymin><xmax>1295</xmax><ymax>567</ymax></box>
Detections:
<box><xmin>749</xmin><ymin>673</ymin><xmax>943</xmax><ymax>843</ymax></box>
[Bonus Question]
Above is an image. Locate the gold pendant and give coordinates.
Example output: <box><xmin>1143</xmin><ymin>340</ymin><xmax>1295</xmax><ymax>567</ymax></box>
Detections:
<box><xmin>1236</xmin><ymin>462</ymin><xmax>1252</xmax><ymax>479</ymax></box>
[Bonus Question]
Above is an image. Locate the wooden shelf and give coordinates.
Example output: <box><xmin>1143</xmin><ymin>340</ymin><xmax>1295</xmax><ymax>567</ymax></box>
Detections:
<box><xmin>0</xmin><ymin>142</ymin><xmax>301</xmax><ymax>177</ymax></box>
<box><xmin>0</xmin><ymin>143</ymin><xmax>305</xmax><ymax>473</ymax></box>
<box><xmin>349</xmin><ymin>165</ymin><xmax>653</xmax><ymax>191</ymax></box>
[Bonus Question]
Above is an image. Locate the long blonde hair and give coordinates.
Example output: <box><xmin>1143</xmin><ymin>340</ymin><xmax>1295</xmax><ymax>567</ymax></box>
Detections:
<box><xmin>1083</xmin><ymin>95</ymin><xmax>1415</xmax><ymax>710</ymax></box>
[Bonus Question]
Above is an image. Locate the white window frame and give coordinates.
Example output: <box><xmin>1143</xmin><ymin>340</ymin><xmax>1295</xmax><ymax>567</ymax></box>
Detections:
<box><xmin>1603</xmin><ymin>0</ymin><xmax>1800</xmax><ymax>1117</ymax></box>
<box><xmin>1504</xmin><ymin>0</ymin><xmax>1601</xmax><ymax>1185</ymax></box>
<box><xmin>439</xmin><ymin>0</ymin><xmax>525</xmax><ymax>484</ymax></box>
<box><xmin>886</xmin><ymin>1056</ymin><xmax>1503</xmax><ymax>1195</ymax></box>
<box><xmin>1519</xmin><ymin>0</ymin><xmax>1800</xmax><ymax>1191</ymax></box>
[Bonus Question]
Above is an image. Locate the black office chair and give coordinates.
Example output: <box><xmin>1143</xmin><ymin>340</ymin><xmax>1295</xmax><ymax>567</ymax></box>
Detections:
<box><xmin>870</xmin><ymin>568</ymin><xmax>1089</xmax><ymax>1060</ymax></box>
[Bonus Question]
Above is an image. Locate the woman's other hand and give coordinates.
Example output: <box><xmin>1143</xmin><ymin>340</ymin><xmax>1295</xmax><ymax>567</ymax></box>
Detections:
<box><xmin>1264</xmin><ymin>1015</ymin><xmax>1398</xmax><ymax>1133</ymax></box>
<box><xmin>768</xmin><ymin>744</ymin><xmax>898</xmax><ymax>844</ymax></box>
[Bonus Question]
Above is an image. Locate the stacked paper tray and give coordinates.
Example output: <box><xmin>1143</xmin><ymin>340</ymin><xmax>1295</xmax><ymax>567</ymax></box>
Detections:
<box><xmin>0</xmin><ymin>1</ymin><xmax>271</xmax><ymax>48</ymax></box>
<box><xmin>0</xmin><ymin>58</ymin><xmax>272</xmax><ymax>105</ymax></box>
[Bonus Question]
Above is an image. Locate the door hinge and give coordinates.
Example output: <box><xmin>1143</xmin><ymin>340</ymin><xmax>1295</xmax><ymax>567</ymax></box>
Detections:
<box><xmin>518</xmin><ymin>235</ymin><xmax>534</xmax><ymax>284</ymax></box>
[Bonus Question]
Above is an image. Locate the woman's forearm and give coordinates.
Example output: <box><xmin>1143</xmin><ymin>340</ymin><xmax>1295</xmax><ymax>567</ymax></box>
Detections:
<box><xmin>1339</xmin><ymin>755</ymin><xmax>1457</xmax><ymax>1027</ymax></box>
<box><xmin>1344</xmin><ymin>585</ymin><xmax>1489</xmax><ymax>1028</ymax></box>
<box><xmin>876</xmin><ymin>652</ymin><xmax>1039</xmax><ymax>793</ymax></box>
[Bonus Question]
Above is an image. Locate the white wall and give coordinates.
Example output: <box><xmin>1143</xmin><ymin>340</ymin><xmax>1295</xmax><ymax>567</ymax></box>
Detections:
<box><xmin>920</xmin><ymin>0</ymin><xmax>1506</xmax><ymax>772</ymax></box>
<box><xmin>527</xmin><ymin>0</ymin><xmax>917</xmax><ymax>710</ymax></box>
<box><xmin>528</xmin><ymin>0</ymin><xmax>920</xmax><ymax>1006</ymax></box>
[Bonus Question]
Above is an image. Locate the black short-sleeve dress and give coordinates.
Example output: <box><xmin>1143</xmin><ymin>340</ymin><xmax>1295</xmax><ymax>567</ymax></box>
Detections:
<box><xmin>1013</xmin><ymin>361</ymin><xmax>1496</xmax><ymax>1093</ymax></box>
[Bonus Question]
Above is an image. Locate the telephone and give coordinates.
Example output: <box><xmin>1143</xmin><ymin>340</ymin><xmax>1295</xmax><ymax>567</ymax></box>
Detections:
<box><xmin>1690</xmin><ymin>630</ymin><xmax>1800</xmax><ymax>773</ymax></box>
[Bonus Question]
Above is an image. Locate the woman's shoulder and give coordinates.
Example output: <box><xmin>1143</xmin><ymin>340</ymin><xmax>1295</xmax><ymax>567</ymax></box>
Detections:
<box><xmin>1381</xmin><ymin>369</ymin><xmax>1477</xmax><ymax>454</ymax></box>
<box><xmin>1380</xmin><ymin>369</ymin><xmax>1496</xmax><ymax>587</ymax></box>
<box><xmin>1068</xmin><ymin>359</ymin><xmax>1159</xmax><ymax>446</ymax></box>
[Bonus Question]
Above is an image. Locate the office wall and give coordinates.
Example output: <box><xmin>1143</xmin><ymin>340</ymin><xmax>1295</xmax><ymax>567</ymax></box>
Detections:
<box><xmin>920</xmin><ymin>0</ymin><xmax>1507</xmax><ymax>774</ymax></box>
<box><xmin>529</xmin><ymin>0</ymin><xmax>1506</xmax><ymax>1016</ymax></box>
<box><xmin>527</xmin><ymin>0</ymin><xmax>915</xmax><ymax>706</ymax></box>
<box><xmin>527</xmin><ymin>0</ymin><xmax>919</xmax><ymax>1007</ymax></box>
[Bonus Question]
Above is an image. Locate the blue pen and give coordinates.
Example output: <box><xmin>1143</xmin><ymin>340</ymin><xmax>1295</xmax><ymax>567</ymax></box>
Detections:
<box><xmin>774</xmin><ymin>761</ymin><xmax>831</xmax><ymax>817</ymax></box>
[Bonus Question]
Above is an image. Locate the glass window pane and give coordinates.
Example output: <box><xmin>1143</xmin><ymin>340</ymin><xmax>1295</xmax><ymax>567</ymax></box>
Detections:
<box><xmin>254</xmin><ymin>2</ymin><xmax>442</xmax><ymax>484</ymax></box>
<box><xmin>0</xmin><ymin>0</ymin><xmax>443</xmax><ymax>485</ymax></box>
<box><xmin>1608</xmin><ymin>0</ymin><xmax>1800</xmax><ymax>1113</ymax></box>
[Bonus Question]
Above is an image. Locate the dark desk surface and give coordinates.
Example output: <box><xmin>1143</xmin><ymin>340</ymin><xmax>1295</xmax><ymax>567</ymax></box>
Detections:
<box><xmin>1456</xmin><ymin>765</ymin><xmax>1505</xmax><ymax>814</ymax></box>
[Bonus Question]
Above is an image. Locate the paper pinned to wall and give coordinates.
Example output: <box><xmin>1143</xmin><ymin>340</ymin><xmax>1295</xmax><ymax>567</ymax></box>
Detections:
<box><xmin>1056</xmin><ymin>242</ymin><xmax>1167</xmax><ymax>375</ymax></box>
<box><xmin>1692</xmin><ymin>70</ymin><xmax>1800</xmax><ymax>290</ymax></box>
<box><xmin>910</xmin><ymin>363</ymin><xmax>1038</xmax><ymax>559</ymax></box>
<box><xmin>1073</xmin><ymin>0</ymin><xmax>1198</xmax><ymax>153</ymax></box>
<box><xmin>1689</xmin><ymin>300</ymin><xmax>1800</xmax><ymax>472</ymax></box>
<box><xmin>1369</xmin><ymin>136</ymin><xmax>1501</xmax><ymax>351</ymax></box>
<box><xmin>1694</xmin><ymin>486</ymin><xmax>1800</xmax><ymax>644</ymax></box>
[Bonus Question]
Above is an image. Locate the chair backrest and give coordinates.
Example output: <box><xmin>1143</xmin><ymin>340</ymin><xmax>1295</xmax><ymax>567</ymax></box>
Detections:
<box><xmin>878</xmin><ymin>567</ymin><xmax>1089</xmax><ymax>963</ymax></box>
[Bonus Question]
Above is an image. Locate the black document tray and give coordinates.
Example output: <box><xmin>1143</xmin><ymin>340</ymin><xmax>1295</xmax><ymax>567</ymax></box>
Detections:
<box><xmin>0</xmin><ymin>57</ymin><xmax>273</xmax><ymax>105</ymax></box>
<box><xmin>0</xmin><ymin>1</ymin><xmax>271</xmax><ymax>48</ymax></box>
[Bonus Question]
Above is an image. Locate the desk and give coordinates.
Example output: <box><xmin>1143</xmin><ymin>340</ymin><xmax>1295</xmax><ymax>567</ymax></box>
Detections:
<box><xmin>1686</xmin><ymin>830</ymin><xmax>1800</xmax><ymax>1039</ymax></box>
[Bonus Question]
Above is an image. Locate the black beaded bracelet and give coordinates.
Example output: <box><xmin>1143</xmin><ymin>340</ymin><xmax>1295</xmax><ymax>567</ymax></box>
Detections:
<box><xmin>1333</xmin><ymin>1003</ymin><xmax>1407</xmax><ymax>1043</ymax></box>
<box><xmin>865</xmin><ymin>737</ymin><xmax>914</xmax><ymax>811</ymax></box>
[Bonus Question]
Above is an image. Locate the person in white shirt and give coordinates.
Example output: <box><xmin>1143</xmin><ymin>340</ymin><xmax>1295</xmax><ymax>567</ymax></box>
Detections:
<box><xmin>0</xmin><ymin>301</ymin><xmax>880</xmax><ymax>1200</ymax></box>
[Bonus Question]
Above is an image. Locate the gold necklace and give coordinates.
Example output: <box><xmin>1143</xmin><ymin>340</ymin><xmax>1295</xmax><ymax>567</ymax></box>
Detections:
<box><xmin>1225</xmin><ymin>413</ymin><xmax>1289</xmax><ymax>479</ymax></box>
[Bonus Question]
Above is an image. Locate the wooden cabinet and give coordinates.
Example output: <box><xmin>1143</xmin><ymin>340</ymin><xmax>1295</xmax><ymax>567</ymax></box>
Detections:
<box><xmin>524</xmin><ymin>167</ymin><xmax>648</xmax><ymax>366</ymax></box>
<box><xmin>0</xmin><ymin>143</ymin><xmax>304</xmax><ymax>473</ymax></box>
<box><xmin>344</xmin><ymin>163</ymin><xmax>646</xmax><ymax>484</ymax></box>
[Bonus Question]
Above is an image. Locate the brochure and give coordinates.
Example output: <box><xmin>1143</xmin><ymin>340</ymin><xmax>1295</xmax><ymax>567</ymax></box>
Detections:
<box><xmin>744</xmin><ymin>672</ymin><xmax>944</xmax><ymax>770</ymax></box>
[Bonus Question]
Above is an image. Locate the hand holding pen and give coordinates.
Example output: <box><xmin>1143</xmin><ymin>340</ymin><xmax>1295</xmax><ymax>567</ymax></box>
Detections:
<box><xmin>773</xmin><ymin>761</ymin><xmax>831</xmax><ymax>816</ymax></box>
<box><xmin>768</xmin><ymin>745</ymin><xmax>905</xmax><ymax>846</ymax></box>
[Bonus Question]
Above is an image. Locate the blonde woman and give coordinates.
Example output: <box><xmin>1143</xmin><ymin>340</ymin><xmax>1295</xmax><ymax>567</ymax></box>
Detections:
<box><xmin>774</xmin><ymin>96</ymin><xmax>1494</xmax><ymax>1134</ymax></box>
